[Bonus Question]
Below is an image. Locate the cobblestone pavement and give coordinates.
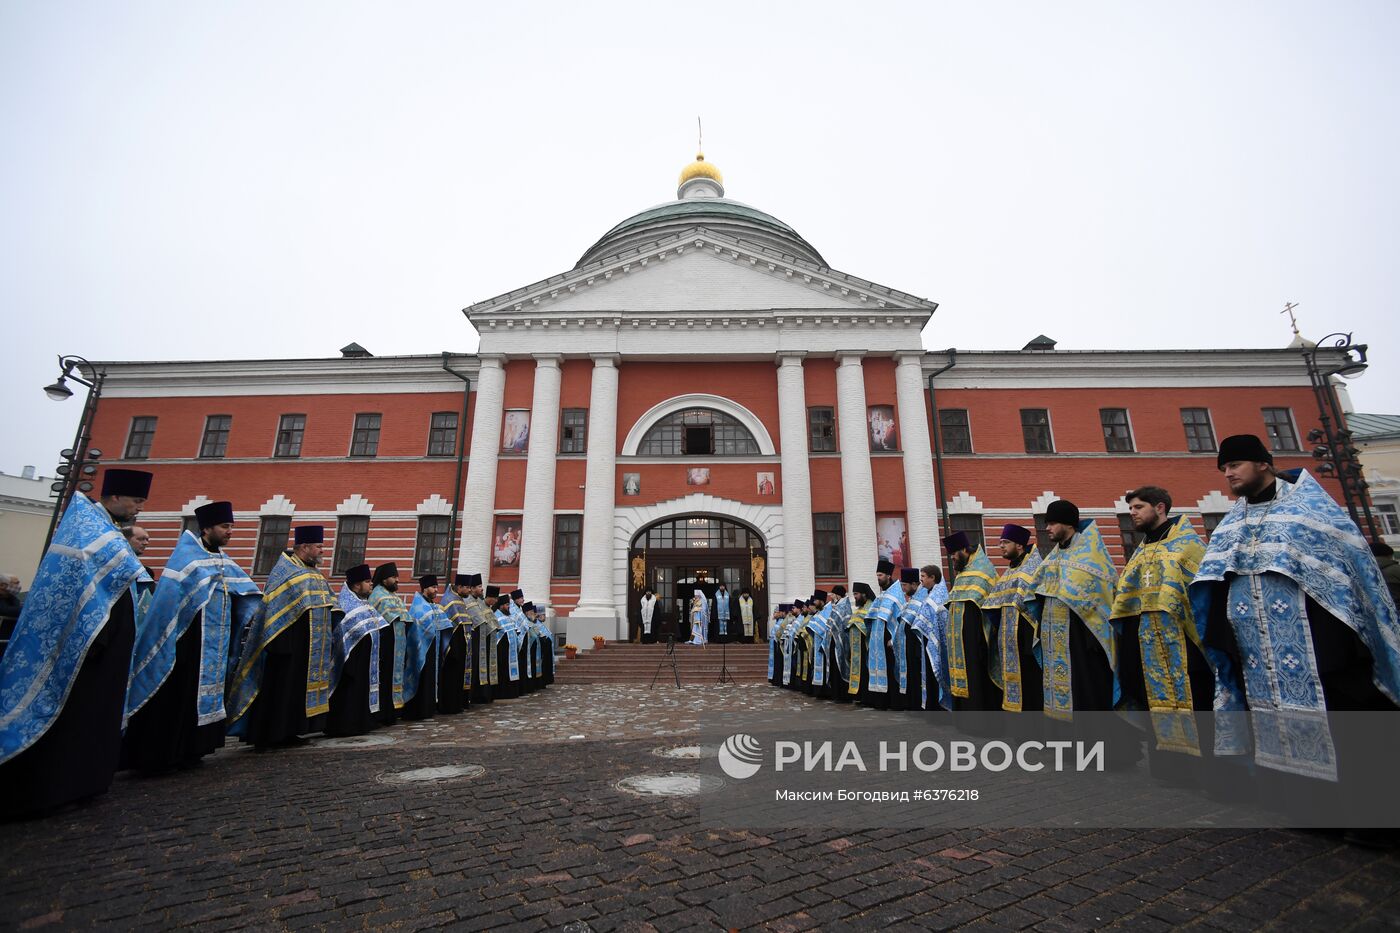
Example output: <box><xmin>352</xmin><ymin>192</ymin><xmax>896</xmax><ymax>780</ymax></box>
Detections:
<box><xmin>2</xmin><ymin>685</ymin><xmax>1399</xmax><ymax>931</ymax></box>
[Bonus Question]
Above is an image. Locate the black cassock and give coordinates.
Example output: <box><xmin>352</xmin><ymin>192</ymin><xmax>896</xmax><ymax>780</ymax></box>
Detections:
<box><xmin>470</xmin><ymin>626</ymin><xmax>493</xmax><ymax>704</ymax></box>
<box><xmin>121</xmin><ymin>608</ymin><xmax>226</xmax><ymax>772</ymax></box>
<box><xmin>1039</xmin><ymin>610</ymin><xmax>1140</xmax><ymax>769</ymax></box>
<box><xmin>439</xmin><ymin>627</ymin><xmax>469</xmax><ymax>714</ymax></box>
<box><xmin>901</xmin><ymin>628</ymin><xmax>931</xmax><ymax>711</ymax></box>
<box><xmin>240</xmin><ymin>614</ymin><xmax>320</xmax><ymax>748</ymax></box>
<box><xmin>951</xmin><ymin>604</ymin><xmax>1003</xmax><ymax>714</ymax></box>
<box><xmin>495</xmin><ymin>630</ymin><xmax>522</xmax><ymax>699</ymax></box>
<box><xmin>540</xmin><ymin>638</ymin><xmax>554</xmax><ymax>686</ymax></box>
<box><xmin>323</xmin><ymin>634</ymin><xmax>377</xmax><ymax>738</ymax></box>
<box><xmin>0</xmin><ymin>592</ymin><xmax>135</xmax><ymax>819</ymax></box>
<box><xmin>401</xmin><ymin>643</ymin><xmax>438</xmax><ymax>720</ymax></box>
<box><xmin>375</xmin><ymin>622</ymin><xmax>400</xmax><ymax>727</ymax></box>
<box><xmin>768</xmin><ymin>632</ymin><xmax>783</xmax><ymax>687</ymax></box>
<box><xmin>861</xmin><ymin>629</ymin><xmax>901</xmax><ymax>711</ymax></box>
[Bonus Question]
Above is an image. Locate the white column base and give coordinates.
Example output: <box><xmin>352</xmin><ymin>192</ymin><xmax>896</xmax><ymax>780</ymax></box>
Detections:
<box><xmin>566</xmin><ymin>608</ymin><xmax>622</xmax><ymax>646</ymax></box>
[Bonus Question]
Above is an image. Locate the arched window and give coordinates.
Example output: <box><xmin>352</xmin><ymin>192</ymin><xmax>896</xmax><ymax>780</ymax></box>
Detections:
<box><xmin>634</xmin><ymin>516</ymin><xmax>763</xmax><ymax>550</ymax></box>
<box><xmin>637</xmin><ymin>408</ymin><xmax>761</xmax><ymax>456</ymax></box>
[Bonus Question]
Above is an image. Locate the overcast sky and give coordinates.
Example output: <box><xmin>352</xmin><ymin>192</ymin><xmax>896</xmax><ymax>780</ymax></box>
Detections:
<box><xmin>3</xmin><ymin>1</ymin><xmax>1397</xmax><ymax>477</ymax></box>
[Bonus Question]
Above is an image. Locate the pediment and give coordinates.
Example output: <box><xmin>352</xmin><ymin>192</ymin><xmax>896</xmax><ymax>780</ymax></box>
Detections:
<box><xmin>465</xmin><ymin>227</ymin><xmax>936</xmax><ymax>323</ymax></box>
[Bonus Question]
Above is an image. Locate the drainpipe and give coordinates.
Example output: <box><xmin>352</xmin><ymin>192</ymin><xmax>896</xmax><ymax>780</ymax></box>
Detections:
<box><xmin>926</xmin><ymin>348</ymin><xmax>958</xmax><ymax>547</ymax></box>
<box><xmin>442</xmin><ymin>353</ymin><xmax>471</xmax><ymax>572</ymax></box>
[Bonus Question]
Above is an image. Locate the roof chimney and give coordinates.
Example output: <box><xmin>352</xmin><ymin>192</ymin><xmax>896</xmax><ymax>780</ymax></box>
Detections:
<box><xmin>21</xmin><ymin>465</ymin><xmax>36</xmax><ymax>480</ymax></box>
<box><xmin>340</xmin><ymin>342</ymin><xmax>373</xmax><ymax>358</ymax></box>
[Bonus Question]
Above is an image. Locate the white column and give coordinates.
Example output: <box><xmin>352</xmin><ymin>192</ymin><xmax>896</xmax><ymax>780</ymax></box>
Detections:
<box><xmin>775</xmin><ymin>352</ymin><xmax>815</xmax><ymax>596</ymax></box>
<box><xmin>835</xmin><ymin>351</ymin><xmax>878</xmax><ymax>579</ymax></box>
<box><xmin>516</xmin><ymin>354</ymin><xmax>562</xmax><ymax>607</ymax></box>
<box><xmin>571</xmin><ymin>354</ymin><xmax>620</xmax><ymax>638</ymax></box>
<box><xmin>458</xmin><ymin>354</ymin><xmax>505</xmax><ymax>578</ymax></box>
<box><xmin>895</xmin><ymin>350</ymin><xmax>942</xmax><ymax>568</ymax></box>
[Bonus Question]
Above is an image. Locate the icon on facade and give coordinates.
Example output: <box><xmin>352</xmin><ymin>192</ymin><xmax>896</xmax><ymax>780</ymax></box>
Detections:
<box><xmin>868</xmin><ymin>405</ymin><xmax>898</xmax><ymax>451</ymax></box>
<box><xmin>492</xmin><ymin>517</ymin><xmax>522</xmax><ymax>566</ymax></box>
<box><xmin>502</xmin><ymin>410</ymin><xmax>530</xmax><ymax>453</ymax></box>
<box><xmin>686</xmin><ymin>468</ymin><xmax>711</xmax><ymax>487</ymax></box>
<box><xmin>756</xmin><ymin>472</ymin><xmax>775</xmax><ymax>496</ymax></box>
<box><xmin>623</xmin><ymin>473</ymin><xmax>641</xmax><ymax>496</ymax></box>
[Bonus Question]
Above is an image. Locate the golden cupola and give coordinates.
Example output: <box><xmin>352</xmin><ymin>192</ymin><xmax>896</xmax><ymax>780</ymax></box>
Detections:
<box><xmin>677</xmin><ymin>152</ymin><xmax>725</xmax><ymax>199</ymax></box>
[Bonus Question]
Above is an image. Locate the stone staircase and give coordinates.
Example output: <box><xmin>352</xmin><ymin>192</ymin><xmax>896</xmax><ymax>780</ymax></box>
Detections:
<box><xmin>553</xmin><ymin>641</ymin><xmax>771</xmax><ymax>684</ymax></box>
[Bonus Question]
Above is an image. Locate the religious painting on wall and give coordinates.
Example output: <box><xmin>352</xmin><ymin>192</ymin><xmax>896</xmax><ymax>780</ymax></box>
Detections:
<box><xmin>876</xmin><ymin>514</ymin><xmax>909</xmax><ymax>569</ymax></box>
<box><xmin>623</xmin><ymin>473</ymin><xmax>641</xmax><ymax>496</ymax></box>
<box><xmin>492</xmin><ymin>517</ymin><xmax>522</xmax><ymax>567</ymax></box>
<box><xmin>868</xmin><ymin>405</ymin><xmax>898</xmax><ymax>451</ymax></box>
<box><xmin>502</xmin><ymin>410</ymin><xmax>530</xmax><ymax>453</ymax></box>
<box><xmin>687</xmin><ymin>468</ymin><xmax>711</xmax><ymax>487</ymax></box>
<box><xmin>756</xmin><ymin>472</ymin><xmax>775</xmax><ymax>496</ymax></box>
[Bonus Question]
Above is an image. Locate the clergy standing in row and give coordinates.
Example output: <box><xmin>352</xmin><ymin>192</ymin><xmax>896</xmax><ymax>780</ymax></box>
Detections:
<box><xmin>461</xmin><ymin>577</ymin><xmax>498</xmax><ymax>704</ymax></box>
<box><xmin>438</xmin><ymin>575</ymin><xmax>474</xmax><ymax>714</ymax></box>
<box><xmin>403</xmin><ymin>575</ymin><xmax>450</xmax><ymax>720</ymax></box>
<box><xmin>0</xmin><ymin>469</ymin><xmax>151</xmax><ymax>818</ymax></box>
<box><xmin>1110</xmin><ymin>487</ymin><xmax>1210</xmax><ymax>781</ymax></box>
<box><xmin>123</xmin><ymin>500</ymin><xmax>261</xmax><ymax>772</ymax></box>
<box><xmin>845</xmin><ymin>584</ymin><xmax>875</xmax><ymax>701</ymax></box>
<box><xmin>227</xmin><ymin>526</ymin><xmax>336</xmax><ymax>750</ymax></box>
<box><xmin>982</xmin><ymin>524</ymin><xmax>1043</xmax><ymax>714</ymax></box>
<box><xmin>944</xmin><ymin>532</ymin><xmax>1001</xmax><ymax>717</ymax></box>
<box><xmin>863</xmin><ymin>561</ymin><xmax>906</xmax><ymax>710</ymax></box>
<box><xmin>324</xmin><ymin>563</ymin><xmax>388</xmax><ymax>738</ymax></box>
<box><xmin>894</xmin><ymin>568</ymin><xmax>930</xmax><ymax>711</ymax></box>
<box><xmin>491</xmin><ymin>587</ymin><xmax>524</xmax><ymax>699</ymax></box>
<box><xmin>370</xmin><ymin>563</ymin><xmax>409</xmax><ymax>726</ymax></box>
<box><xmin>1192</xmin><ymin>435</ymin><xmax>1400</xmax><ymax>787</ymax></box>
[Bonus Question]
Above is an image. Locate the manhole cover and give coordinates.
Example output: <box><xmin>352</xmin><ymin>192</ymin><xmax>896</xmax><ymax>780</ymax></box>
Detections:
<box><xmin>652</xmin><ymin>745</ymin><xmax>716</xmax><ymax>760</ymax></box>
<box><xmin>376</xmin><ymin>764</ymin><xmax>485</xmax><ymax>785</ymax></box>
<box><xmin>615</xmin><ymin>772</ymin><xmax>725</xmax><ymax>797</ymax></box>
<box><xmin>315</xmin><ymin>733</ymin><xmax>397</xmax><ymax>749</ymax></box>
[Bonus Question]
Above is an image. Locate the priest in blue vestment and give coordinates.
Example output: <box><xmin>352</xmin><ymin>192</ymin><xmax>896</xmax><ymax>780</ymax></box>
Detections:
<box><xmin>323</xmin><ymin>563</ymin><xmax>388</xmax><ymax>737</ymax></box>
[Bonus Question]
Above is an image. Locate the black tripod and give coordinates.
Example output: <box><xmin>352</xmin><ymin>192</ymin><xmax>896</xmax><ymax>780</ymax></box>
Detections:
<box><xmin>714</xmin><ymin>637</ymin><xmax>734</xmax><ymax>685</ymax></box>
<box><xmin>650</xmin><ymin>634</ymin><xmax>681</xmax><ymax>689</ymax></box>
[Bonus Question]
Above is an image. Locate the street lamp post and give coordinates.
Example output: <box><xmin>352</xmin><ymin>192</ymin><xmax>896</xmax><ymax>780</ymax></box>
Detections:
<box><xmin>1300</xmin><ymin>333</ymin><xmax>1380</xmax><ymax>541</ymax></box>
<box><xmin>41</xmin><ymin>355</ymin><xmax>107</xmax><ymax>554</ymax></box>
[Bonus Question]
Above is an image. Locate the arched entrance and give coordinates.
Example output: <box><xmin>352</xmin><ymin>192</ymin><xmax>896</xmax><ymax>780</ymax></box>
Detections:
<box><xmin>627</xmin><ymin>515</ymin><xmax>769</xmax><ymax>643</ymax></box>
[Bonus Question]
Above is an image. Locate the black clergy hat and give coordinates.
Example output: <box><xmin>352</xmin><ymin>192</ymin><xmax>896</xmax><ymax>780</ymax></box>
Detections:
<box><xmin>942</xmin><ymin>531</ymin><xmax>971</xmax><ymax>553</ymax></box>
<box><xmin>1217</xmin><ymin>434</ymin><xmax>1273</xmax><ymax>468</ymax></box>
<box><xmin>900</xmin><ymin>567</ymin><xmax>920</xmax><ymax>584</ymax></box>
<box><xmin>831</xmin><ymin>584</ymin><xmax>847</xmax><ymax>597</ymax></box>
<box><xmin>510</xmin><ymin>588</ymin><xmax>524</xmax><ymax>600</ymax></box>
<box><xmin>777</xmin><ymin>603</ymin><xmax>792</xmax><ymax>613</ymax></box>
<box><xmin>522</xmin><ymin>602</ymin><xmax>536</xmax><ymax>613</ymax></box>
<box><xmin>293</xmin><ymin>525</ymin><xmax>324</xmax><ymax>545</ymax></box>
<box><xmin>485</xmin><ymin>585</ymin><xmax>501</xmax><ymax>598</ymax></box>
<box><xmin>194</xmin><ymin>500</ymin><xmax>234</xmax><ymax>528</ymax></box>
<box><xmin>876</xmin><ymin>559</ymin><xmax>895</xmax><ymax>576</ymax></box>
<box><xmin>792</xmin><ymin>598</ymin><xmax>806</xmax><ymax>608</ymax></box>
<box><xmin>813</xmin><ymin>589</ymin><xmax>828</xmax><ymax>602</ymax></box>
<box><xmin>100</xmin><ymin>468</ymin><xmax>153</xmax><ymax>499</ymax></box>
<box><xmin>1045</xmin><ymin>500</ymin><xmax>1080</xmax><ymax>526</ymax></box>
<box><xmin>852</xmin><ymin>582</ymin><xmax>875</xmax><ymax>598</ymax></box>
<box><xmin>999</xmin><ymin>523</ymin><xmax>1032</xmax><ymax>546</ymax></box>
<box><xmin>346</xmin><ymin>564</ymin><xmax>372</xmax><ymax>585</ymax></box>
<box><xmin>373</xmin><ymin>562</ymin><xmax>399</xmax><ymax>586</ymax></box>
<box><xmin>419</xmin><ymin>574</ymin><xmax>438</xmax><ymax>589</ymax></box>
<box><xmin>463</xmin><ymin>573</ymin><xmax>483</xmax><ymax>587</ymax></box>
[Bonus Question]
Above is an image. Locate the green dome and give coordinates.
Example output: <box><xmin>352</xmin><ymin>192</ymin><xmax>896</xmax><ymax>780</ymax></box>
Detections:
<box><xmin>576</xmin><ymin>198</ymin><xmax>827</xmax><ymax>269</ymax></box>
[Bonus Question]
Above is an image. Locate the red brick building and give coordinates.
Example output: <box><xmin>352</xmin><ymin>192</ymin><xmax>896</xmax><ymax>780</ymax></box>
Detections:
<box><xmin>83</xmin><ymin>155</ymin><xmax>1343</xmax><ymax>646</ymax></box>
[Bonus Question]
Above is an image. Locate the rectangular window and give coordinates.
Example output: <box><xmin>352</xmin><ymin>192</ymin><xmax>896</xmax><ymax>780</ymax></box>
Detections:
<box><xmin>199</xmin><ymin>415</ymin><xmax>232</xmax><ymax>459</ymax></box>
<box><xmin>949</xmin><ymin>514</ymin><xmax>984</xmax><ymax>554</ymax></box>
<box><xmin>1119</xmin><ymin>513</ymin><xmax>1144</xmax><ymax>563</ymax></box>
<box><xmin>1100</xmin><ymin>408</ymin><xmax>1134</xmax><ymax>452</ymax></box>
<box><xmin>560</xmin><ymin>409</ymin><xmax>588</xmax><ymax>454</ymax></box>
<box><xmin>332</xmin><ymin>516</ymin><xmax>370</xmax><ymax>575</ymax></box>
<box><xmin>1181</xmin><ymin>408</ymin><xmax>1216</xmax><ymax>453</ymax></box>
<box><xmin>938</xmin><ymin>409</ymin><xmax>972</xmax><ymax>454</ymax></box>
<box><xmin>1033</xmin><ymin>514</ymin><xmax>1053</xmax><ymax>556</ymax></box>
<box><xmin>1020</xmin><ymin>409</ymin><xmax>1054</xmax><ymax>454</ymax></box>
<box><xmin>814</xmin><ymin>513</ymin><xmax>845</xmax><ymax>577</ymax></box>
<box><xmin>253</xmin><ymin>516</ymin><xmax>291</xmax><ymax>575</ymax></box>
<box><xmin>125</xmin><ymin>416</ymin><xmax>157</xmax><ymax>459</ymax></box>
<box><xmin>808</xmin><ymin>407</ymin><xmax>836</xmax><ymax>452</ymax></box>
<box><xmin>275</xmin><ymin>414</ymin><xmax>306</xmax><ymax>458</ymax></box>
<box><xmin>1262</xmin><ymin>408</ymin><xmax>1300</xmax><ymax>452</ymax></box>
<box><xmin>350</xmin><ymin>413</ymin><xmax>382</xmax><ymax>457</ymax></box>
<box><xmin>427</xmin><ymin>412</ymin><xmax>458</xmax><ymax>457</ymax></box>
<box><xmin>553</xmin><ymin>515</ymin><xmax>582</xmax><ymax>576</ymax></box>
<box><xmin>1376</xmin><ymin>504</ymin><xmax>1399</xmax><ymax>536</ymax></box>
<box><xmin>414</xmin><ymin>515</ymin><xmax>451</xmax><ymax>579</ymax></box>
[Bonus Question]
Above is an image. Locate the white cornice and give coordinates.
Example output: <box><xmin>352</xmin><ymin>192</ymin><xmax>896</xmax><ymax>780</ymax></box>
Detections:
<box><xmin>923</xmin><ymin>349</ymin><xmax>1330</xmax><ymax>388</ymax></box>
<box><xmin>95</xmin><ymin>355</ymin><xmax>479</xmax><ymax>398</ymax></box>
